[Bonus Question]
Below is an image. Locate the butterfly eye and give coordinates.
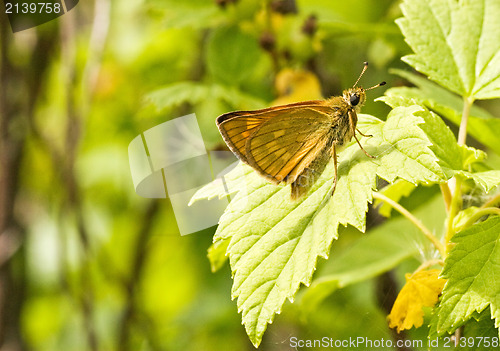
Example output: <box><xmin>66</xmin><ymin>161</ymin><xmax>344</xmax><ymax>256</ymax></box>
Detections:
<box><xmin>350</xmin><ymin>94</ymin><xmax>360</xmax><ymax>106</ymax></box>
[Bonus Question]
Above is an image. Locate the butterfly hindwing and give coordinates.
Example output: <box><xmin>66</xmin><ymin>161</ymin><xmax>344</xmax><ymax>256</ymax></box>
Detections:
<box><xmin>290</xmin><ymin>139</ymin><xmax>335</xmax><ymax>199</ymax></box>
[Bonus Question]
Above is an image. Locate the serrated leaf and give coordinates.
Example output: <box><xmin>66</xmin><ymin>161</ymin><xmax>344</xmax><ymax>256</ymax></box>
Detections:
<box><xmin>300</xmin><ymin>194</ymin><xmax>446</xmax><ymax>311</ymax></box>
<box><xmin>189</xmin><ymin>162</ymin><xmax>255</xmax><ymax>205</ymax></box>
<box><xmin>432</xmin><ymin>216</ymin><xmax>500</xmax><ymax>337</ymax></box>
<box><xmin>388</xmin><ymin>269</ymin><xmax>446</xmax><ymax>332</ymax></box>
<box><xmin>457</xmin><ymin>170</ymin><xmax>500</xmax><ymax>193</ymax></box>
<box><xmin>381</xmin><ymin>94</ymin><xmax>499</xmax><ymax>192</ymax></box>
<box><xmin>458</xmin><ymin>309</ymin><xmax>500</xmax><ymax>351</ymax></box>
<box><xmin>146</xmin><ymin>82</ymin><xmax>265</xmax><ymax>112</ymax></box>
<box><xmin>204</xmin><ymin>106</ymin><xmax>448</xmax><ymax>347</ymax></box>
<box><xmin>379</xmin><ymin>94</ymin><xmax>482</xmax><ymax>171</ymax></box>
<box><xmin>386</xmin><ymin>69</ymin><xmax>500</xmax><ymax>155</ymax></box>
<box><xmin>207</xmin><ymin>238</ymin><xmax>230</xmax><ymax>272</ymax></box>
<box><xmin>397</xmin><ymin>0</ymin><xmax>500</xmax><ymax>99</ymax></box>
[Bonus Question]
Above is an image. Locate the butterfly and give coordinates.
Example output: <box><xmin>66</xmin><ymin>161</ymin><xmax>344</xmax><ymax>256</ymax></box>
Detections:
<box><xmin>216</xmin><ymin>62</ymin><xmax>385</xmax><ymax>200</ymax></box>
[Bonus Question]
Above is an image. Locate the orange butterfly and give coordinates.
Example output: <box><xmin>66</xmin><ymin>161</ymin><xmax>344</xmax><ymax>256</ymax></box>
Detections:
<box><xmin>217</xmin><ymin>62</ymin><xmax>385</xmax><ymax>199</ymax></box>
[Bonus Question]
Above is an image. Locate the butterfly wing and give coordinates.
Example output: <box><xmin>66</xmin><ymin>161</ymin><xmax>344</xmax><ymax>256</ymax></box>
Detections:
<box><xmin>245</xmin><ymin>105</ymin><xmax>336</xmax><ymax>185</ymax></box>
<box><xmin>216</xmin><ymin>100</ymin><xmax>324</xmax><ymax>164</ymax></box>
<box><xmin>290</xmin><ymin>141</ymin><xmax>335</xmax><ymax>199</ymax></box>
<box><xmin>217</xmin><ymin>100</ymin><xmax>350</xmax><ymax>198</ymax></box>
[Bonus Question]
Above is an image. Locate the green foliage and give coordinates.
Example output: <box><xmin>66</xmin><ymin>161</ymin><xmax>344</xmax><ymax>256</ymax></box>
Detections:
<box><xmin>457</xmin><ymin>309</ymin><xmax>500</xmax><ymax>351</ymax></box>
<box><xmin>375</xmin><ymin>180</ymin><xmax>417</xmax><ymax>217</ymax></box>
<box><xmin>301</xmin><ymin>194</ymin><xmax>446</xmax><ymax>311</ymax></box>
<box><xmin>379</xmin><ymin>95</ymin><xmax>500</xmax><ymax>192</ymax></box>
<box><xmin>10</xmin><ymin>0</ymin><xmax>500</xmax><ymax>349</ymax></box>
<box><xmin>146</xmin><ymin>0</ymin><xmax>225</xmax><ymax>29</ymax></box>
<box><xmin>432</xmin><ymin>217</ymin><xmax>500</xmax><ymax>337</ymax></box>
<box><xmin>385</xmin><ymin>69</ymin><xmax>500</xmax><ymax>155</ymax></box>
<box><xmin>190</xmin><ymin>0</ymin><xmax>500</xmax><ymax>347</ymax></box>
<box><xmin>193</xmin><ymin>105</ymin><xmax>465</xmax><ymax>346</ymax></box>
<box><xmin>206</xmin><ymin>25</ymin><xmax>264</xmax><ymax>86</ymax></box>
<box><xmin>397</xmin><ymin>0</ymin><xmax>500</xmax><ymax>99</ymax></box>
<box><xmin>146</xmin><ymin>82</ymin><xmax>265</xmax><ymax>112</ymax></box>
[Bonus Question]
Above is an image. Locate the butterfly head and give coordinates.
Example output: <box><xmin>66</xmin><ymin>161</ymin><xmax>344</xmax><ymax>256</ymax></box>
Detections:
<box><xmin>343</xmin><ymin>87</ymin><xmax>366</xmax><ymax>111</ymax></box>
<box><xmin>343</xmin><ymin>62</ymin><xmax>386</xmax><ymax>111</ymax></box>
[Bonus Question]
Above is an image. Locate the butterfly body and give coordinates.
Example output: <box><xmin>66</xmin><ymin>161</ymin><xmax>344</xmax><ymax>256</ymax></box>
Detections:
<box><xmin>216</xmin><ymin>63</ymin><xmax>384</xmax><ymax>199</ymax></box>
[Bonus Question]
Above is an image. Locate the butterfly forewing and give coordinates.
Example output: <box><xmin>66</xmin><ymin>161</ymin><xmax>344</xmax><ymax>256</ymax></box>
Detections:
<box><xmin>246</xmin><ymin>107</ymin><xmax>335</xmax><ymax>184</ymax></box>
<box><xmin>217</xmin><ymin>103</ymin><xmax>316</xmax><ymax>163</ymax></box>
<box><xmin>217</xmin><ymin>114</ymin><xmax>273</xmax><ymax>163</ymax></box>
<box><xmin>217</xmin><ymin>102</ymin><xmax>342</xmax><ymax>194</ymax></box>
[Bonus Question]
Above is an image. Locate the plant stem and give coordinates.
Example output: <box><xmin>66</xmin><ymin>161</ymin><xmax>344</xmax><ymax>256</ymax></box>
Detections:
<box><xmin>444</xmin><ymin>176</ymin><xmax>462</xmax><ymax>251</ymax></box>
<box><xmin>458</xmin><ymin>96</ymin><xmax>474</xmax><ymax>145</ymax></box>
<box><xmin>460</xmin><ymin>207</ymin><xmax>500</xmax><ymax>231</ymax></box>
<box><xmin>444</xmin><ymin>96</ymin><xmax>474</xmax><ymax>251</ymax></box>
<box><xmin>373</xmin><ymin>192</ymin><xmax>446</xmax><ymax>258</ymax></box>
<box><xmin>440</xmin><ymin>183</ymin><xmax>451</xmax><ymax>212</ymax></box>
<box><xmin>413</xmin><ymin>259</ymin><xmax>444</xmax><ymax>275</ymax></box>
<box><xmin>481</xmin><ymin>192</ymin><xmax>500</xmax><ymax>209</ymax></box>
<box><xmin>454</xmin><ymin>327</ymin><xmax>463</xmax><ymax>347</ymax></box>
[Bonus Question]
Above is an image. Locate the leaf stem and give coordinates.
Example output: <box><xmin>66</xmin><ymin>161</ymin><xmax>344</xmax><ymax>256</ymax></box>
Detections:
<box><xmin>440</xmin><ymin>183</ymin><xmax>451</xmax><ymax>212</ymax></box>
<box><xmin>413</xmin><ymin>259</ymin><xmax>444</xmax><ymax>276</ymax></box>
<box><xmin>372</xmin><ymin>192</ymin><xmax>446</xmax><ymax>258</ymax></box>
<box><xmin>460</xmin><ymin>207</ymin><xmax>500</xmax><ymax>231</ymax></box>
<box><xmin>445</xmin><ymin>96</ymin><xmax>474</xmax><ymax>251</ymax></box>
<box><xmin>457</xmin><ymin>96</ymin><xmax>474</xmax><ymax>145</ymax></box>
<box><xmin>481</xmin><ymin>192</ymin><xmax>500</xmax><ymax>209</ymax></box>
<box><xmin>444</xmin><ymin>96</ymin><xmax>474</xmax><ymax>250</ymax></box>
<box><xmin>444</xmin><ymin>177</ymin><xmax>463</xmax><ymax>252</ymax></box>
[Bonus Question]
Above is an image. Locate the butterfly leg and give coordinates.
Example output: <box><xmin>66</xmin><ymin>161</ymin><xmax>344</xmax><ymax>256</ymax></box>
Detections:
<box><xmin>356</xmin><ymin>128</ymin><xmax>372</xmax><ymax>138</ymax></box>
<box><xmin>331</xmin><ymin>145</ymin><xmax>338</xmax><ymax>196</ymax></box>
<box><xmin>354</xmin><ymin>134</ymin><xmax>375</xmax><ymax>159</ymax></box>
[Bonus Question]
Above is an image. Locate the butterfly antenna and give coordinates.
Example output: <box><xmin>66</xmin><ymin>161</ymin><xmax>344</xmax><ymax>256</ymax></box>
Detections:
<box><xmin>365</xmin><ymin>81</ymin><xmax>387</xmax><ymax>91</ymax></box>
<box><xmin>352</xmin><ymin>61</ymin><xmax>369</xmax><ymax>88</ymax></box>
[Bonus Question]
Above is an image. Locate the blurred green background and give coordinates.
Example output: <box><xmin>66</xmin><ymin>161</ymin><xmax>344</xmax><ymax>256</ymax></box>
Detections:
<box><xmin>0</xmin><ymin>0</ymin><xmax>475</xmax><ymax>350</ymax></box>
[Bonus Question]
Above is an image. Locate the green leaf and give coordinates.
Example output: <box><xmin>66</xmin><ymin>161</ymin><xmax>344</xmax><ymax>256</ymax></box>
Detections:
<box><xmin>146</xmin><ymin>81</ymin><xmax>210</xmax><ymax>110</ymax></box>
<box><xmin>458</xmin><ymin>309</ymin><xmax>500</xmax><ymax>351</ymax></box>
<box><xmin>145</xmin><ymin>82</ymin><xmax>265</xmax><ymax>112</ymax></box>
<box><xmin>379</xmin><ymin>95</ymin><xmax>479</xmax><ymax>173</ymax></box>
<box><xmin>206</xmin><ymin>25</ymin><xmax>263</xmax><ymax>86</ymax></box>
<box><xmin>458</xmin><ymin>170</ymin><xmax>500</xmax><ymax>193</ymax></box>
<box><xmin>375</xmin><ymin>180</ymin><xmax>417</xmax><ymax>217</ymax></box>
<box><xmin>300</xmin><ymin>193</ymin><xmax>446</xmax><ymax>311</ymax></box>
<box><xmin>453</xmin><ymin>206</ymin><xmax>480</xmax><ymax>233</ymax></box>
<box><xmin>146</xmin><ymin>0</ymin><xmax>224</xmax><ymax>29</ymax></box>
<box><xmin>207</xmin><ymin>238</ymin><xmax>230</xmax><ymax>272</ymax></box>
<box><xmin>409</xmin><ymin>102</ymin><xmax>465</xmax><ymax>177</ymax></box>
<box><xmin>397</xmin><ymin>0</ymin><xmax>500</xmax><ymax>99</ymax></box>
<box><xmin>380</xmin><ymin>94</ymin><xmax>500</xmax><ymax>192</ymax></box>
<box><xmin>201</xmin><ymin>106</ymin><xmax>448</xmax><ymax>347</ymax></box>
<box><xmin>189</xmin><ymin>162</ymin><xmax>255</xmax><ymax>205</ymax></box>
<box><xmin>432</xmin><ymin>216</ymin><xmax>500</xmax><ymax>337</ymax></box>
<box><xmin>386</xmin><ymin>69</ymin><xmax>500</xmax><ymax>155</ymax></box>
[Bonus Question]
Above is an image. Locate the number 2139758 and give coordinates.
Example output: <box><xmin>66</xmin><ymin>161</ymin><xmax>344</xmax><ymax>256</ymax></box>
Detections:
<box><xmin>5</xmin><ymin>2</ymin><xmax>62</xmax><ymax>14</ymax></box>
